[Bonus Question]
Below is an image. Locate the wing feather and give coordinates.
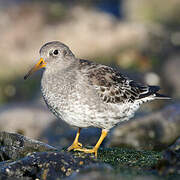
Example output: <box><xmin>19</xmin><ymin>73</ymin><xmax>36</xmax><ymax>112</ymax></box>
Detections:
<box><xmin>78</xmin><ymin>59</ymin><xmax>160</xmax><ymax>104</ymax></box>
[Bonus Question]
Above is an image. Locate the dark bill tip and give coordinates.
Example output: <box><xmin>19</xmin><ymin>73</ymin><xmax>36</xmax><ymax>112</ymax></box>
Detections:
<box><xmin>24</xmin><ymin>70</ymin><xmax>32</xmax><ymax>80</ymax></box>
<box><xmin>23</xmin><ymin>58</ymin><xmax>46</xmax><ymax>80</ymax></box>
<box><xmin>24</xmin><ymin>74</ymin><xmax>28</xmax><ymax>80</ymax></box>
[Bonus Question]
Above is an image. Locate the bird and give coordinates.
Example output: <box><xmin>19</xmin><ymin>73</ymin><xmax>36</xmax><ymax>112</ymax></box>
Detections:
<box><xmin>24</xmin><ymin>41</ymin><xmax>170</xmax><ymax>157</ymax></box>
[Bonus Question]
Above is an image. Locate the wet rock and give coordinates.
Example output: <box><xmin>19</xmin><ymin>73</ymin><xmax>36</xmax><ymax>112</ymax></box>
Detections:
<box><xmin>109</xmin><ymin>103</ymin><xmax>180</xmax><ymax>150</ymax></box>
<box><xmin>157</xmin><ymin>137</ymin><xmax>180</xmax><ymax>175</ymax></box>
<box><xmin>0</xmin><ymin>132</ymin><xmax>99</xmax><ymax>179</ymax></box>
<box><xmin>0</xmin><ymin>131</ymin><xmax>56</xmax><ymax>162</ymax></box>
<box><xmin>1</xmin><ymin>131</ymin><xmax>179</xmax><ymax>179</ymax></box>
<box><xmin>169</xmin><ymin>137</ymin><xmax>180</xmax><ymax>152</ymax></box>
<box><xmin>0</xmin><ymin>151</ymin><xmax>98</xmax><ymax>179</ymax></box>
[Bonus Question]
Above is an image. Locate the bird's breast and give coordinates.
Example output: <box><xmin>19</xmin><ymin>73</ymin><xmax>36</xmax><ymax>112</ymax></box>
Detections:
<box><xmin>41</xmin><ymin>70</ymin><xmax>76</xmax><ymax>111</ymax></box>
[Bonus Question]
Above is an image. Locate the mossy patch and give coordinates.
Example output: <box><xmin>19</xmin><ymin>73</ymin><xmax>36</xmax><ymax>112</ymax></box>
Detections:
<box><xmin>98</xmin><ymin>147</ymin><xmax>162</xmax><ymax>169</ymax></box>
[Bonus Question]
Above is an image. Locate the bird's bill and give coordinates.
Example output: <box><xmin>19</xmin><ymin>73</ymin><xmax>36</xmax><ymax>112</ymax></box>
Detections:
<box><xmin>24</xmin><ymin>58</ymin><xmax>46</xmax><ymax>80</ymax></box>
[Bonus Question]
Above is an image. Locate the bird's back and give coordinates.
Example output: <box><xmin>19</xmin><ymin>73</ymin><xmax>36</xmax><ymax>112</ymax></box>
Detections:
<box><xmin>77</xmin><ymin>59</ymin><xmax>169</xmax><ymax>103</ymax></box>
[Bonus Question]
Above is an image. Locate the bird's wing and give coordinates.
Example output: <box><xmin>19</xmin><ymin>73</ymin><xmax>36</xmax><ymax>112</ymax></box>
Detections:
<box><xmin>78</xmin><ymin>59</ymin><xmax>160</xmax><ymax>104</ymax></box>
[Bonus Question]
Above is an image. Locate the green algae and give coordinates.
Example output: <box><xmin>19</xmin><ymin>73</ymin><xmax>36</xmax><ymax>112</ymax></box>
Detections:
<box><xmin>98</xmin><ymin>147</ymin><xmax>162</xmax><ymax>169</ymax></box>
<box><xmin>96</xmin><ymin>147</ymin><xmax>180</xmax><ymax>180</ymax></box>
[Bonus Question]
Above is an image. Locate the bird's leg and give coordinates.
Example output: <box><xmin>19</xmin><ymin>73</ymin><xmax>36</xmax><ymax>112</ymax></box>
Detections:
<box><xmin>74</xmin><ymin>129</ymin><xmax>108</xmax><ymax>157</ymax></box>
<box><xmin>67</xmin><ymin>128</ymin><xmax>82</xmax><ymax>151</ymax></box>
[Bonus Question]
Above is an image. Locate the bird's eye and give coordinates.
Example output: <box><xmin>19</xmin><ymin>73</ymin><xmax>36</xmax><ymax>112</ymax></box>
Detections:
<box><xmin>53</xmin><ymin>49</ymin><xmax>59</xmax><ymax>55</ymax></box>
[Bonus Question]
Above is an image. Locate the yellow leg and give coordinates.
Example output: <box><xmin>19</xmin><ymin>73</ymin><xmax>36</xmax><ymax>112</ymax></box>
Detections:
<box><xmin>74</xmin><ymin>129</ymin><xmax>108</xmax><ymax>157</ymax></box>
<box><xmin>68</xmin><ymin>128</ymin><xmax>82</xmax><ymax>151</ymax></box>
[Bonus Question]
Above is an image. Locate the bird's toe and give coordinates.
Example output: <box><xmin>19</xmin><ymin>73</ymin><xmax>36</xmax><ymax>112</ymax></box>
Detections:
<box><xmin>74</xmin><ymin>147</ymin><xmax>98</xmax><ymax>157</ymax></box>
<box><xmin>78</xmin><ymin>142</ymin><xmax>82</xmax><ymax>147</ymax></box>
<box><xmin>67</xmin><ymin>142</ymin><xmax>83</xmax><ymax>151</ymax></box>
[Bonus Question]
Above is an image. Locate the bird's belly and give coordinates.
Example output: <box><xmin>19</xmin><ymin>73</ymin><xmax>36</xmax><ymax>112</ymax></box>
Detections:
<box><xmin>41</xmin><ymin>84</ymin><xmax>140</xmax><ymax>130</ymax></box>
<box><xmin>49</xmin><ymin>100</ymin><xmax>140</xmax><ymax>130</ymax></box>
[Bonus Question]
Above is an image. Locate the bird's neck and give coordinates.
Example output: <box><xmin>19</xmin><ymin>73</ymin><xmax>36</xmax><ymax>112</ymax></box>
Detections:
<box><xmin>42</xmin><ymin>61</ymin><xmax>77</xmax><ymax>88</ymax></box>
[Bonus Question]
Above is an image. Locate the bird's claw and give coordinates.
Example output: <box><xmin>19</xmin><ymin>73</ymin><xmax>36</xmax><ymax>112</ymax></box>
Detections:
<box><xmin>67</xmin><ymin>142</ymin><xmax>83</xmax><ymax>151</ymax></box>
<box><xmin>74</xmin><ymin>147</ymin><xmax>98</xmax><ymax>157</ymax></box>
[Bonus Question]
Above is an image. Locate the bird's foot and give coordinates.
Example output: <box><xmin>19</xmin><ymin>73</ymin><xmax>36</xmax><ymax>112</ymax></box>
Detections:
<box><xmin>74</xmin><ymin>147</ymin><xmax>98</xmax><ymax>157</ymax></box>
<box><xmin>67</xmin><ymin>142</ymin><xmax>83</xmax><ymax>151</ymax></box>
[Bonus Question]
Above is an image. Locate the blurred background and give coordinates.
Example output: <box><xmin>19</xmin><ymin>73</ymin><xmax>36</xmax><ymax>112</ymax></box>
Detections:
<box><xmin>0</xmin><ymin>0</ymin><xmax>180</xmax><ymax>151</ymax></box>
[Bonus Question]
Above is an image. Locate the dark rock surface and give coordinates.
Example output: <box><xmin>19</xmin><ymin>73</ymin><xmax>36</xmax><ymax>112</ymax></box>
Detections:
<box><xmin>0</xmin><ymin>132</ymin><xmax>99</xmax><ymax>179</ymax></box>
<box><xmin>157</xmin><ymin>137</ymin><xmax>180</xmax><ymax>176</ymax></box>
<box><xmin>109</xmin><ymin>103</ymin><xmax>180</xmax><ymax>150</ymax></box>
<box><xmin>0</xmin><ymin>152</ymin><xmax>98</xmax><ymax>179</ymax></box>
<box><xmin>0</xmin><ymin>132</ymin><xmax>179</xmax><ymax>179</ymax></box>
<box><xmin>0</xmin><ymin>131</ymin><xmax>56</xmax><ymax>162</ymax></box>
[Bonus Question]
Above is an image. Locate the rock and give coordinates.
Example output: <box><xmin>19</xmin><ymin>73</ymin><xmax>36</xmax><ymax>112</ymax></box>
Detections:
<box><xmin>0</xmin><ymin>131</ymin><xmax>56</xmax><ymax>162</ymax></box>
<box><xmin>109</xmin><ymin>103</ymin><xmax>180</xmax><ymax>150</ymax></box>
<box><xmin>0</xmin><ymin>152</ymin><xmax>98</xmax><ymax>179</ymax></box>
<box><xmin>157</xmin><ymin>137</ymin><xmax>180</xmax><ymax>175</ymax></box>
<box><xmin>169</xmin><ymin>137</ymin><xmax>180</xmax><ymax>152</ymax></box>
<box><xmin>1</xmin><ymin>131</ymin><xmax>179</xmax><ymax>179</ymax></box>
<box><xmin>0</xmin><ymin>132</ymin><xmax>99</xmax><ymax>179</ymax></box>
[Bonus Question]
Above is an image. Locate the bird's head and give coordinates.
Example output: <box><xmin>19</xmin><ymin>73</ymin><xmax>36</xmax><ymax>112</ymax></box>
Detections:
<box><xmin>24</xmin><ymin>41</ymin><xmax>75</xmax><ymax>80</ymax></box>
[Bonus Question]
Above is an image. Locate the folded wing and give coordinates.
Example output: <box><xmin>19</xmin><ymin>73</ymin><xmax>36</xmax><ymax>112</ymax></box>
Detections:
<box><xmin>79</xmin><ymin>59</ymin><xmax>169</xmax><ymax>104</ymax></box>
